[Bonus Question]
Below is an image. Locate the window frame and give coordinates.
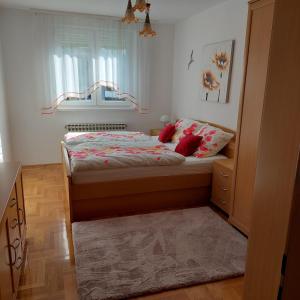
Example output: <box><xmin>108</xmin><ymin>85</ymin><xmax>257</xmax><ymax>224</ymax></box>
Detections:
<box><xmin>54</xmin><ymin>25</ymin><xmax>136</xmax><ymax>111</ymax></box>
<box><xmin>58</xmin><ymin>86</ymin><xmax>135</xmax><ymax>111</ymax></box>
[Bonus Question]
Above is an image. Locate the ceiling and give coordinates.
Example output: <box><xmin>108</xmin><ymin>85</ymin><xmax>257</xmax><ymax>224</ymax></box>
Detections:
<box><xmin>0</xmin><ymin>0</ymin><xmax>229</xmax><ymax>23</ymax></box>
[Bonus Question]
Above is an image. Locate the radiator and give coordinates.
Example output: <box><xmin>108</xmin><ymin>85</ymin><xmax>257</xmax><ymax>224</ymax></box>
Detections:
<box><xmin>65</xmin><ymin>123</ymin><xmax>127</xmax><ymax>132</ymax></box>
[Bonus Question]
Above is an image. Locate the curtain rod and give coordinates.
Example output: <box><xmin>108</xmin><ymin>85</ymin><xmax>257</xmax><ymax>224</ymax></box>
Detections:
<box><xmin>30</xmin><ymin>8</ymin><xmax>163</xmax><ymax>25</ymax></box>
<box><xmin>31</xmin><ymin>8</ymin><xmax>122</xmax><ymax>21</ymax></box>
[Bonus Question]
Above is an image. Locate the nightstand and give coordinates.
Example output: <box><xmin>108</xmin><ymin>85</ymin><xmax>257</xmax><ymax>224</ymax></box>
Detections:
<box><xmin>150</xmin><ymin>128</ymin><xmax>162</xmax><ymax>136</ymax></box>
<box><xmin>211</xmin><ymin>159</ymin><xmax>234</xmax><ymax>214</ymax></box>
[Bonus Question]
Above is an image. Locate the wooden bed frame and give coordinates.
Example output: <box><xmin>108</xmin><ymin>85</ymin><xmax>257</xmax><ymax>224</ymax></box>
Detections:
<box><xmin>62</xmin><ymin>121</ymin><xmax>235</xmax><ymax>222</ymax></box>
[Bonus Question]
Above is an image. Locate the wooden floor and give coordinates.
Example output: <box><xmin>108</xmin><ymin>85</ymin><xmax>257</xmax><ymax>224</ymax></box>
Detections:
<box><xmin>17</xmin><ymin>164</ymin><xmax>244</xmax><ymax>300</ymax></box>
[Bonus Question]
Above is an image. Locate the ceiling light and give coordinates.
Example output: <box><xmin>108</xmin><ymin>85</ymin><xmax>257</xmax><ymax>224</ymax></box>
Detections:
<box><xmin>139</xmin><ymin>3</ymin><xmax>156</xmax><ymax>37</ymax></box>
<box><xmin>133</xmin><ymin>0</ymin><xmax>147</xmax><ymax>13</ymax></box>
<box><xmin>122</xmin><ymin>0</ymin><xmax>138</xmax><ymax>24</ymax></box>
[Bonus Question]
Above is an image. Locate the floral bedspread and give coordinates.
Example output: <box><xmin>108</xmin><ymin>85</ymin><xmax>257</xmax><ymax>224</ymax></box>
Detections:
<box><xmin>64</xmin><ymin>131</ymin><xmax>151</xmax><ymax>146</ymax></box>
<box><xmin>67</xmin><ymin>141</ymin><xmax>185</xmax><ymax>172</ymax></box>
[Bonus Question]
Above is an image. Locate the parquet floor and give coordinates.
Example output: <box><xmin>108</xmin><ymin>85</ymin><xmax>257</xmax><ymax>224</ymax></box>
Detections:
<box><xmin>17</xmin><ymin>164</ymin><xmax>244</xmax><ymax>300</ymax></box>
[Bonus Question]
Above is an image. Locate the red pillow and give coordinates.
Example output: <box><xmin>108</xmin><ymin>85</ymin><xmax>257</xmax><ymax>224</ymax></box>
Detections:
<box><xmin>175</xmin><ymin>134</ymin><xmax>203</xmax><ymax>157</ymax></box>
<box><xmin>159</xmin><ymin>124</ymin><xmax>176</xmax><ymax>143</ymax></box>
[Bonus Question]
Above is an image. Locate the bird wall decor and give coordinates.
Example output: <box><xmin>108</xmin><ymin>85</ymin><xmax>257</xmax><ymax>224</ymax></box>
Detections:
<box><xmin>188</xmin><ymin>50</ymin><xmax>195</xmax><ymax>70</ymax></box>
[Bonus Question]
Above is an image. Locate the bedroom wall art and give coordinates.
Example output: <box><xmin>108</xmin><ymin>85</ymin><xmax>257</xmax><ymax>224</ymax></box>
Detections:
<box><xmin>200</xmin><ymin>40</ymin><xmax>234</xmax><ymax>103</ymax></box>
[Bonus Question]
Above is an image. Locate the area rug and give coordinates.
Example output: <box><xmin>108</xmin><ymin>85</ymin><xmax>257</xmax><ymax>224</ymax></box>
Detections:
<box><xmin>72</xmin><ymin>207</ymin><xmax>247</xmax><ymax>300</ymax></box>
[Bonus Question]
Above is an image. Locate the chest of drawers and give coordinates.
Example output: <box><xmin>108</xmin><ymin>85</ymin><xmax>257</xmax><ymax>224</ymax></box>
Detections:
<box><xmin>211</xmin><ymin>159</ymin><xmax>234</xmax><ymax>214</ymax></box>
<box><xmin>0</xmin><ymin>163</ymin><xmax>26</xmax><ymax>300</ymax></box>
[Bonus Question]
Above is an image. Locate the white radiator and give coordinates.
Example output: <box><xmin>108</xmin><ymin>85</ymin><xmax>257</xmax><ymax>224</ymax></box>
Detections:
<box><xmin>65</xmin><ymin>123</ymin><xmax>127</xmax><ymax>132</ymax></box>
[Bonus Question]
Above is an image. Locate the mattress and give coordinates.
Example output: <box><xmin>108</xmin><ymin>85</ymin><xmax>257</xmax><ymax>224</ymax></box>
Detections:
<box><xmin>71</xmin><ymin>154</ymin><xmax>227</xmax><ymax>184</ymax></box>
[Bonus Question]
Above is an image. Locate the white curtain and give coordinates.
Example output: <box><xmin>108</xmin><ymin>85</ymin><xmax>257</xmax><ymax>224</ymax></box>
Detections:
<box><xmin>34</xmin><ymin>13</ymin><xmax>151</xmax><ymax>114</ymax></box>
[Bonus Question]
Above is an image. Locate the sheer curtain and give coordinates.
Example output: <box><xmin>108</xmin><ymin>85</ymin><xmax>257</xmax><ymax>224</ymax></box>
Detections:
<box><xmin>34</xmin><ymin>12</ymin><xmax>151</xmax><ymax>114</ymax></box>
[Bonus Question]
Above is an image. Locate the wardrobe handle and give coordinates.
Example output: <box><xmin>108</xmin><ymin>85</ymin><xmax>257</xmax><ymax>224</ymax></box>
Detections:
<box><xmin>10</xmin><ymin>198</ymin><xmax>17</xmax><ymax>208</ymax></box>
<box><xmin>10</xmin><ymin>218</ymin><xmax>19</xmax><ymax>230</ymax></box>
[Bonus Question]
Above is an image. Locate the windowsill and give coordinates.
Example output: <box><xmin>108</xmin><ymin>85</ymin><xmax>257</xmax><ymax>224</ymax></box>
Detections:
<box><xmin>57</xmin><ymin>105</ymin><xmax>135</xmax><ymax>112</ymax></box>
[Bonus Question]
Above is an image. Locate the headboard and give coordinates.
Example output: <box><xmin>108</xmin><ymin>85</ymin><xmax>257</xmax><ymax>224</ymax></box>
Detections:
<box><xmin>197</xmin><ymin>120</ymin><xmax>236</xmax><ymax>159</ymax></box>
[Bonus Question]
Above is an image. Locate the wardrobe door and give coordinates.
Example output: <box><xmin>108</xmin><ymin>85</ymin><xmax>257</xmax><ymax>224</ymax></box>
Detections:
<box><xmin>230</xmin><ymin>0</ymin><xmax>274</xmax><ymax>234</ymax></box>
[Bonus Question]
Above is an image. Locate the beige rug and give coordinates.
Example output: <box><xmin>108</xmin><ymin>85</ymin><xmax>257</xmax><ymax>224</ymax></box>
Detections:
<box><xmin>72</xmin><ymin>207</ymin><xmax>247</xmax><ymax>300</ymax></box>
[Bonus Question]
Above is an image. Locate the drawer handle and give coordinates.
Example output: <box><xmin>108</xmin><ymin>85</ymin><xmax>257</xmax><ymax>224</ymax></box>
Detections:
<box><xmin>10</xmin><ymin>218</ymin><xmax>19</xmax><ymax>229</ymax></box>
<box><xmin>7</xmin><ymin>238</ymin><xmax>21</xmax><ymax>266</ymax></box>
<box><xmin>21</xmin><ymin>239</ymin><xmax>26</xmax><ymax>250</ymax></box>
<box><xmin>10</xmin><ymin>198</ymin><xmax>17</xmax><ymax>208</ymax></box>
<box><xmin>7</xmin><ymin>244</ymin><xmax>17</xmax><ymax>266</ymax></box>
<box><xmin>222</xmin><ymin>188</ymin><xmax>229</xmax><ymax>192</ymax></box>
<box><xmin>221</xmin><ymin>199</ymin><xmax>227</xmax><ymax>204</ymax></box>
<box><xmin>18</xmin><ymin>208</ymin><xmax>24</xmax><ymax>226</ymax></box>
<box><xmin>219</xmin><ymin>171</ymin><xmax>229</xmax><ymax>178</ymax></box>
<box><xmin>15</xmin><ymin>256</ymin><xmax>23</xmax><ymax>270</ymax></box>
<box><xmin>12</xmin><ymin>238</ymin><xmax>21</xmax><ymax>250</ymax></box>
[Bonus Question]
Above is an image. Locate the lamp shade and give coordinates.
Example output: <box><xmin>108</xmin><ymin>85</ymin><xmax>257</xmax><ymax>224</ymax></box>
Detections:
<box><xmin>139</xmin><ymin>3</ymin><xmax>157</xmax><ymax>37</ymax></box>
<box><xmin>122</xmin><ymin>0</ymin><xmax>139</xmax><ymax>24</ymax></box>
<box><xmin>160</xmin><ymin>115</ymin><xmax>171</xmax><ymax>124</ymax></box>
<box><xmin>133</xmin><ymin>0</ymin><xmax>147</xmax><ymax>12</ymax></box>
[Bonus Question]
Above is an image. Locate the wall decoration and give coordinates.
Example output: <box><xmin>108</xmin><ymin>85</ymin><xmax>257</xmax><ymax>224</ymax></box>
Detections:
<box><xmin>200</xmin><ymin>40</ymin><xmax>234</xmax><ymax>103</ymax></box>
<box><xmin>187</xmin><ymin>50</ymin><xmax>195</xmax><ymax>70</ymax></box>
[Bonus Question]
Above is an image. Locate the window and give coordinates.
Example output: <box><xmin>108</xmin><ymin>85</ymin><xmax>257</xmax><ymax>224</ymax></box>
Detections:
<box><xmin>37</xmin><ymin>14</ymin><xmax>149</xmax><ymax>114</ymax></box>
<box><xmin>50</xmin><ymin>20</ymin><xmax>137</xmax><ymax>110</ymax></box>
<box><xmin>102</xmin><ymin>87</ymin><xmax>126</xmax><ymax>102</ymax></box>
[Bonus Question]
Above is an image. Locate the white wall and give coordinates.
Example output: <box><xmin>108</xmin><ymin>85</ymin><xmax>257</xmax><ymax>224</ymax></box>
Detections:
<box><xmin>0</xmin><ymin>8</ymin><xmax>174</xmax><ymax>165</ymax></box>
<box><xmin>172</xmin><ymin>0</ymin><xmax>248</xmax><ymax>130</ymax></box>
<box><xmin>0</xmin><ymin>37</ymin><xmax>12</xmax><ymax>162</ymax></box>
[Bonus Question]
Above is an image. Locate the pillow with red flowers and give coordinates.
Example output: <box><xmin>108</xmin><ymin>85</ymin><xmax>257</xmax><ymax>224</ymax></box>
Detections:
<box><xmin>175</xmin><ymin>134</ymin><xmax>203</xmax><ymax>157</ymax></box>
<box><xmin>193</xmin><ymin>125</ymin><xmax>234</xmax><ymax>158</ymax></box>
<box><xmin>159</xmin><ymin>124</ymin><xmax>176</xmax><ymax>143</ymax></box>
<box><xmin>172</xmin><ymin>119</ymin><xmax>206</xmax><ymax>143</ymax></box>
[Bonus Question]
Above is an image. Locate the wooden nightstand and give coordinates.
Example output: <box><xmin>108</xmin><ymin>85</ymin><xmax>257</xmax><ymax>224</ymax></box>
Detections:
<box><xmin>150</xmin><ymin>128</ymin><xmax>161</xmax><ymax>136</ymax></box>
<box><xmin>211</xmin><ymin>159</ymin><xmax>234</xmax><ymax>214</ymax></box>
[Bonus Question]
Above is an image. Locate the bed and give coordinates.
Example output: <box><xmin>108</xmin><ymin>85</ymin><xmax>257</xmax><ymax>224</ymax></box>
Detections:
<box><xmin>62</xmin><ymin>122</ymin><xmax>235</xmax><ymax>222</ymax></box>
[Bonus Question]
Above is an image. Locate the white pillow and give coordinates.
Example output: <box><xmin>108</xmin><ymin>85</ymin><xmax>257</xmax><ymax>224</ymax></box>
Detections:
<box><xmin>193</xmin><ymin>125</ymin><xmax>234</xmax><ymax>158</ymax></box>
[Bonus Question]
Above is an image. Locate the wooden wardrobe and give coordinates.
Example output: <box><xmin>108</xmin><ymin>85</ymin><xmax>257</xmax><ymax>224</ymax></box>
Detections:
<box><xmin>230</xmin><ymin>0</ymin><xmax>275</xmax><ymax>235</ymax></box>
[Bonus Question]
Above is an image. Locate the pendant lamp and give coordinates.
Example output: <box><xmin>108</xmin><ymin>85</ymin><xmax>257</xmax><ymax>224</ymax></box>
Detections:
<box><xmin>133</xmin><ymin>0</ymin><xmax>147</xmax><ymax>12</ymax></box>
<box><xmin>122</xmin><ymin>0</ymin><xmax>139</xmax><ymax>24</ymax></box>
<box><xmin>139</xmin><ymin>3</ymin><xmax>156</xmax><ymax>37</ymax></box>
